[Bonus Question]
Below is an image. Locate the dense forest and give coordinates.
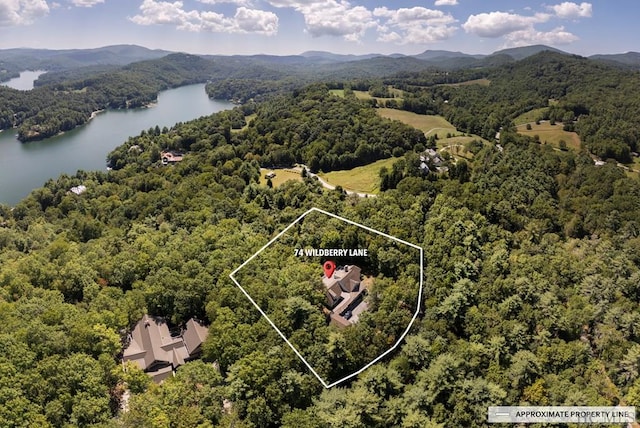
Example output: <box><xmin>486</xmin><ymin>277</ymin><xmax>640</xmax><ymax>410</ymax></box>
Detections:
<box><xmin>2</xmin><ymin>65</ymin><xmax>640</xmax><ymax>426</ymax></box>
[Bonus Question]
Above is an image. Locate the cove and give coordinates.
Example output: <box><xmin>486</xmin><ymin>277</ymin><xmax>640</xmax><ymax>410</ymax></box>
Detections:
<box><xmin>0</xmin><ymin>84</ymin><xmax>233</xmax><ymax>206</ymax></box>
<box><xmin>1</xmin><ymin>70</ymin><xmax>46</xmax><ymax>90</ymax></box>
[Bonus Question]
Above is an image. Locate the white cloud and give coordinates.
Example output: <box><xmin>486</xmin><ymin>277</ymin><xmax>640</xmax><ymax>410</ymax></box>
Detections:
<box><xmin>504</xmin><ymin>26</ymin><xmax>579</xmax><ymax>46</ymax></box>
<box><xmin>0</xmin><ymin>0</ymin><xmax>49</xmax><ymax>26</ymax></box>
<box><xmin>70</xmin><ymin>0</ymin><xmax>104</xmax><ymax>6</ymax></box>
<box><xmin>374</xmin><ymin>6</ymin><xmax>457</xmax><ymax>44</ymax></box>
<box><xmin>462</xmin><ymin>3</ymin><xmax>591</xmax><ymax>48</ymax></box>
<box><xmin>198</xmin><ymin>0</ymin><xmax>253</xmax><ymax>5</ymax></box>
<box><xmin>265</xmin><ymin>0</ymin><xmax>320</xmax><ymax>7</ymax></box>
<box><xmin>233</xmin><ymin>6</ymin><xmax>278</xmax><ymax>34</ymax></box>
<box><xmin>130</xmin><ymin>0</ymin><xmax>199</xmax><ymax>28</ymax></box>
<box><xmin>549</xmin><ymin>1</ymin><xmax>592</xmax><ymax>18</ymax></box>
<box><xmin>130</xmin><ymin>0</ymin><xmax>278</xmax><ymax>35</ymax></box>
<box><xmin>434</xmin><ymin>0</ymin><xmax>457</xmax><ymax>6</ymax></box>
<box><xmin>267</xmin><ymin>0</ymin><xmax>376</xmax><ymax>41</ymax></box>
<box><xmin>377</xmin><ymin>31</ymin><xmax>401</xmax><ymax>43</ymax></box>
<box><xmin>462</xmin><ymin>11</ymin><xmax>548</xmax><ymax>38</ymax></box>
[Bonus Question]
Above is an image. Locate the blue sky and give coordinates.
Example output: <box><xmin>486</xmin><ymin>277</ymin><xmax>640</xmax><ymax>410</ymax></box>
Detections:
<box><xmin>0</xmin><ymin>0</ymin><xmax>636</xmax><ymax>56</ymax></box>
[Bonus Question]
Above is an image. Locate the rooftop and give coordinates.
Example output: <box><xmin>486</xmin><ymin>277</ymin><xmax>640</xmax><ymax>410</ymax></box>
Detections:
<box><xmin>322</xmin><ymin>265</ymin><xmax>368</xmax><ymax>327</ymax></box>
<box><xmin>123</xmin><ymin>315</ymin><xmax>209</xmax><ymax>382</ymax></box>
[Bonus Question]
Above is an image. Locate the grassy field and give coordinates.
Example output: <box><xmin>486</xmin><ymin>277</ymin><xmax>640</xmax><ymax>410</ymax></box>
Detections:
<box><xmin>259</xmin><ymin>168</ymin><xmax>303</xmax><ymax>187</ymax></box>
<box><xmin>232</xmin><ymin>114</ymin><xmax>257</xmax><ymax>133</ymax></box>
<box><xmin>352</xmin><ymin>90</ymin><xmax>400</xmax><ymax>103</ymax></box>
<box><xmin>517</xmin><ymin>122</ymin><xmax>581</xmax><ymax>150</ymax></box>
<box><xmin>438</xmin><ymin>78</ymin><xmax>491</xmax><ymax>87</ymax></box>
<box><xmin>330</xmin><ymin>89</ymin><xmax>402</xmax><ymax>104</ymax></box>
<box><xmin>318</xmin><ymin>157</ymin><xmax>398</xmax><ymax>194</ymax></box>
<box><xmin>376</xmin><ymin>108</ymin><xmax>489</xmax><ymax>160</ymax></box>
<box><xmin>377</xmin><ymin>109</ymin><xmax>456</xmax><ymax>136</ymax></box>
<box><xmin>513</xmin><ymin>108</ymin><xmax>547</xmax><ymax>125</ymax></box>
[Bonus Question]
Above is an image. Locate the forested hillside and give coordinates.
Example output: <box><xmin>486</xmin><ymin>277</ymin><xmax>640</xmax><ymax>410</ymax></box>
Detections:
<box><xmin>388</xmin><ymin>52</ymin><xmax>640</xmax><ymax>162</ymax></box>
<box><xmin>0</xmin><ymin>53</ymin><xmax>285</xmax><ymax>142</ymax></box>
<box><xmin>2</xmin><ymin>80</ymin><xmax>640</xmax><ymax>427</ymax></box>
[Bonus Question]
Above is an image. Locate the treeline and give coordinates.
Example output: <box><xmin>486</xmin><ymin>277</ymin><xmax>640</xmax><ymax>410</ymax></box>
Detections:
<box><xmin>109</xmin><ymin>84</ymin><xmax>428</xmax><ymax>173</ymax></box>
<box><xmin>205</xmin><ymin>77</ymin><xmax>304</xmax><ymax>103</ymax></box>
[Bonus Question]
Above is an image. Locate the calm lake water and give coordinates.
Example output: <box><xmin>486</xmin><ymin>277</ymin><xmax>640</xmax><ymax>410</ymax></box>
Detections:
<box><xmin>1</xmin><ymin>70</ymin><xmax>46</xmax><ymax>90</ymax></box>
<box><xmin>0</xmin><ymin>83</ymin><xmax>232</xmax><ymax>206</ymax></box>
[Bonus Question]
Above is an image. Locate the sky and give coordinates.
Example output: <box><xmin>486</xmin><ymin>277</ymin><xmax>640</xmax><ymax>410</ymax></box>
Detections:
<box><xmin>0</xmin><ymin>0</ymin><xmax>637</xmax><ymax>56</ymax></box>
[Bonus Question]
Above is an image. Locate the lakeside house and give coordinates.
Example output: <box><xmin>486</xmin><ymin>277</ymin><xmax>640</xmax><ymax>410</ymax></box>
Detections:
<box><xmin>322</xmin><ymin>265</ymin><xmax>369</xmax><ymax>328</ymax></box>
<box><xmin>122</xmin><ymin>315</ymin><xmax>209</xmax><ymax>383</ymax></box>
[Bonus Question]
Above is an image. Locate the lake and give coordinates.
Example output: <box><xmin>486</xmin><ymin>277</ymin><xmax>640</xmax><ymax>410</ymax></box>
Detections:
<box><xmin>0</xmin><ymin>83</ymin><xmax>233</xmax><ymax>206</ymax></box>
<box><xmin>1</xmin><ymin>70</ymin><xmax>46</xmax><ymax>90</ymax></box>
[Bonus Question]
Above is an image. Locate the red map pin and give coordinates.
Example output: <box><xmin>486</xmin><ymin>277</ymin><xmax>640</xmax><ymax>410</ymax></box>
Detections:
<box><xmin>323</xmin><ymin>260</ymin><xmax>336</xmax><ymax>278</ymax></box>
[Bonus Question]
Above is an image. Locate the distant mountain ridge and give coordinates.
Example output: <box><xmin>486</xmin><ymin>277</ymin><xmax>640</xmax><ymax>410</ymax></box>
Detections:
<box><xmin>589</xmin><ymin>52</ymin><xmax>640</xmax><ymax>68</ymax></box>
<box><xmin>2</xmin><ymin>44</ymin><xmax>639</xmax><ymax>87</ymax></box>
<box><xmin>0</xmin><ymin>44</ymin><xmax>173</xmax><ymax>82</ymax></box>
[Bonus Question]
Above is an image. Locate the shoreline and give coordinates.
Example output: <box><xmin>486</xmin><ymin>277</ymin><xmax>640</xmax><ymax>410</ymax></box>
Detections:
<box><xmin>90</xmin><ymin>109</ymin><xmax>106</xmax><ymax>120</ymax></box>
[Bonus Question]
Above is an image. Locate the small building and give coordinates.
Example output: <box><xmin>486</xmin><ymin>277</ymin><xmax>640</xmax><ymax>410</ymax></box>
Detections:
<box><xmin>322</xmin><ymin>265</ymin><xmax>369</xmax><ymax>327</ymax></box>
<box><xmin>69</xmin><ymin>185</ymin><xmax>87</xmax><ymax>195</ymax></box>
<box><xmin>420</xmin><ymin>149</ymin><xmax>445</xmax><ymax>173</ymax></box>
<box><xmin>122</xmin><ymin>315</ymin><xmax>209</xmax><ymax>383</ymax></box>
<box><xmin>161</xmin><ymin>151</ymin><xmax>184</xmax><ymax>165</ymax></box>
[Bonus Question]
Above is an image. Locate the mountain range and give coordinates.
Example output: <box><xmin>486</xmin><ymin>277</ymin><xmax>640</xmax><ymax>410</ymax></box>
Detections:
<box><xmin>1</xmin><ymin>44</ymin><xmax>639</xmax><ymax>86</ymax></box>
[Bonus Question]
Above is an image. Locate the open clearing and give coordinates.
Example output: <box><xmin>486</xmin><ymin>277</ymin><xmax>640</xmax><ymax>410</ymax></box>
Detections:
<box><xmin>259</xmin><ymin>168</ymin><xmax>303</xmax><ymax>187</ymax></box>
<box><xmin>517</xmin><ymin>122</ymin><xmax>581</xmax><ymax>150</ymax></box>
<box><xmin>318</xmin><ymin>157</ymin><xmax>398</xmax><ymax>194</ymax></box>
<box><xmin>438</xmin><ymin>78</ymin><xmax>491</xmax><ymax>87</ymax></box>
<box><xmin>513</xmin><ymin>108</ymin><xmax>547</xmax><ymax>125</ymax></box>
<box><xmin>377</xmin><ymin>109</ymin><xmax>455</xmax><ymax>136</ymax></box>
<box><xmin>377</xmin><ymin>108</ymin><xmax>489</xmax><ymax>146</ymax></box>
<box><xmin>233</xmin><ymin>113</ymin><xmax>257</xmax><ymax>133</ymax></box>
<box><xmin>331</xmin><ymin>89</ymin><xmax>403</xmax><ymax>104</ymax></box>
<box><xmin>353</xmin><ymin>90</ymin><xmax>400</xmax><ymax>103</ymax></box>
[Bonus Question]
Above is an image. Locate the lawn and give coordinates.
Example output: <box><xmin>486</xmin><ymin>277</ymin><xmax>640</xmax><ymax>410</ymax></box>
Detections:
<box><xmin>318</xmin><ymin>157</ymin><xmax>399</xmax><ymax>194</ymax></box>
<box><xmin>259</xmin><ymin>168</ymin><xmax>303</xmax><ymax>187</ymax></box>
<box><xmin>517</xmin><ymin>121</ymin><xmax>581</xmax><ymax>150</ymax></box>
<box><xmin>376</xmin><ymin>108</ymin><xmax>489</xmax><ymax>160</ymax></box>
<box><xmin>438</xmin><ymin>78</ymin><xmax>491</xmax><ymax>87</ymax></box>
<box><xmin>232</xmin><ymin>114</ymin><xmax>257</xmax><ymax>133</ymax></box>
<box><xmin>329</xmin><ymin>89</ymin><xmax>345</xmax><ymax>97</ymax></box>
<box><xmin>377</xmin><ymin>109</ymin><xmax>456</xmax><ymax>136</ymax></box>
<box><xmin>513</xmin><ymin>108</ymin><xmax>547</xmax><ymax>125</ymax></box>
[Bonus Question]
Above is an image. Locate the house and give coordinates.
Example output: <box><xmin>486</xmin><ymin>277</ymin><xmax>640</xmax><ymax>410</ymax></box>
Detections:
<box><xmin>420</xmin><ymin>149</ymin><xmax>445</xmax><ymax>173</ymax></box>
<box><xmin>161</xmin><ymin>151</ymin><xmax>184</xmax><ymax>165</ymax></box>
<box><xmin>322</xmin><ymin>265</ymin><xmax>369</xmax><ymax>327</ymax></box>
<box><xmin>122</xmin><ymin>315</ymin><xmax>209</xmax><ymax>383</ymax></box>
<box><xmin>69</xmin><ymin>185</ymin><xmax>87</xmax><ymax>195</ymax></box>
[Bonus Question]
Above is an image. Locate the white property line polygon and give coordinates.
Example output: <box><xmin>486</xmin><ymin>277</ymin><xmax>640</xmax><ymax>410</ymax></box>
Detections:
<box><xmin>229</xmin><ymin>207</ymin><xmax>424</xmax><ymax>388</ymax></box>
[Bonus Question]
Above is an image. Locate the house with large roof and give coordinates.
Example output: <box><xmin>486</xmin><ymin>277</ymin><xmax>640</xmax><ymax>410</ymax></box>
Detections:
<box><xmin>322</xmin><ymin>265</ymin><xmax>369</xmax><ymax>327</ymax></box>
<box><xmin>122</xmin><ymin>315</ymin><xmax>209</xmax><ymax>383</ymax></box>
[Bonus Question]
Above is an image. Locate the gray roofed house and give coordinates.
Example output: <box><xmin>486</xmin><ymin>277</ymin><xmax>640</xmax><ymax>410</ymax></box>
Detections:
<box><xmin>183</xmin><ymin>318</ymin><xmax>209</xmax><ymax>357</ymax></box>
<box><xmin>123</xmin><ymin>315</ymin><xmax>209</xmax><ymax>383</ymax></box>
<box><xmin>322</xmin><ymin>265</ymin><xmax>369</xmax><ymax>327</ymax></box>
